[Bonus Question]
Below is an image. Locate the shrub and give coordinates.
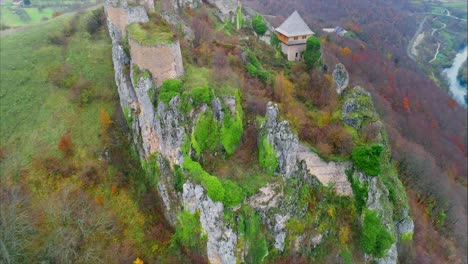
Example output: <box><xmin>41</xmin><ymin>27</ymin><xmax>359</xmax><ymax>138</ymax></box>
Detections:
<box><xmin>258</xmin><ymin>135</ymin><xmax>278</xmax><ymax>175</ymax></box>
<box><xmin>174</xmin><ymin>165</ymin><xmax>185</xmax><ymax>192</ymax></box>
<box><xmin>245</xmin><ymin>52</ymin><xmax>270</xmax><ymax>83</ymax></box>
<box><xmin>360</xmin><ymin>209</ymin><xmax>395</xmax><ymax>257</ymax></box>
<box><xmin>220</xmin><ymin>94</ymin><xmax>244</xmax><ymax>155</ymax></box>
<box><xmin>351</xmin><ymin>144</ymin><xmax>384</xmax><ymax>176</ymax></box>
<box><xmin>58</xmin><ymin>134</ymin><xmax>74</xmax><ymax>158</ymax></box>
<box><xmin>48</xmin><ymin>64</ymin><xmax>77</xmax><ymax>88</ymax></box>
<box><xmin>86</xmin><ymin>8</ymin><xmax>104</xmax><ymax>35</ymax></box>
<box><xmin>184</xmin><ymin>84</ymin><xmax>213</xmax><ymax>106</ymax></box>
<box><xmin>239</xmin><ymin>207</ymin><xmax>268</xmax><ymax>263</ymax></box>
<box><xmin>346</xmin><ymin>169</ymin><xmax>368</xmax><ymax>214</ymax></box>
<box><xmin>270</xmin><ymin>33</ymin><xmax>280</xmax><ymax>48</ymax></box>
<box><xmin>191</xmin><ymin>109</ymin><xmax>220</xmax><ymax>156</ymax></box>
<box><xmin>158</xmin><ymin>79</ymin><xmax>183</xmax><ymax>104</ymax></box>
<box><xmin>172</xmin><ymin>210</ymin><xmax>204</xmax><ymax>249</ymax></box>
<box><xmin>304</xmin><ymin>36</ymin><xmax>321</xmax><ymax>69</ymax></box>
<box><xmin>99</xmin><ymin>107</ymin><xmax>113</xmax><ymax>133</ymax></box>
<box><xmin>183</xmin><ymin>158</ymin><xmax>225</xmax><ymax>202</ymax></box>
<box><xmin>252</xmin><ymin>15</ymin><xmax>267</xmax><ymax>36</ymax></box>
<box><xmin>221</xmin><ymin>180</ymin><xmax>244</xmax><ymax>206</ymax></box>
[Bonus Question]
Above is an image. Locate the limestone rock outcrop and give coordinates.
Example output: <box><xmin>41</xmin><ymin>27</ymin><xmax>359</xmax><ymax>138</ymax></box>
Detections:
<box><xmin>261</xmin><ymin>102</ymin><xmax>299</xmax><ymax>178</ymax></box>
<box><xmin>183</xmin><ymin>182</ymin><xmax>237</xmax><ymax>264</ymax></box>
<box><xmin>342</xmin><ymin>86</ymin><xmax>376</xmax><ymax>129</ymax></box>
<box><xmin>332</xmin><ymin>63</ymin><xmax>349</xmax><ymax>94</ymax></box>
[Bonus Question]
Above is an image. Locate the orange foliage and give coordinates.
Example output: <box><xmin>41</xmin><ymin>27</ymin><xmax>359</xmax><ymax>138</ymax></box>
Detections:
<box><xmin>448</xmin><ymin>99</ymin><xmax>457</xmax><ymax>109</ymax></box>
<box><xmin>58</xmin><ymin>134</ymin><xmax>74</xmax><ymax>158</ymax></box>
<box><xmin>95</xmin><ymin>197</ymin><xmax>104</xmax><ymax>205</ymax></box>
<box><xmin>111</xmin><ymin>185</ymin><xmax>118</xmax><ymax>195</ymax></box>
<box><xmin>99</xmin><ymin>107</ymin><xmax>113</xmax><ymax>133</ymax></box>
<box><xmin>403</xmin><ymin>96</ymin><xmax>410</xmax><ymax>112</ymax></box>
<box><xmin>341</xmin><ymin>47</ymin><xmax>352</xmax><ymax>56</ymax></box>
<box><xmin>133</xmin><ymin>257</ymin><xmax>144</xmax><ymax>264</ymax></box>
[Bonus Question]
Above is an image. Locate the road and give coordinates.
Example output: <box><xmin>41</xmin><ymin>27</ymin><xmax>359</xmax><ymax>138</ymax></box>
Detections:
<box><xmin>407</xmin><ymin>16</ymin><xmax>428</xmax><ymax>62</ymax></box>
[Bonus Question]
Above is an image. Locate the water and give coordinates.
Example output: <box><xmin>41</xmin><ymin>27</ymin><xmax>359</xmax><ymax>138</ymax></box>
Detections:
<box><xmin>443</xmin><ymin>45</ymin><xmax>467</xmax><ymax>107</ymax></box>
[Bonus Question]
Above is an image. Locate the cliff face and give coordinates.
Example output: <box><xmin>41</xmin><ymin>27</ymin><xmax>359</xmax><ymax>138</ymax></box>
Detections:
<box><xmin>105</xmin><ymin>1</ymin><xmax>413</xmax><ymax>263</ymax></box>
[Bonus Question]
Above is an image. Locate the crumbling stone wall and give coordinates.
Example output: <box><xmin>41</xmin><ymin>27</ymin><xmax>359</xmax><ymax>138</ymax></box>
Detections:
<box><xmin>105</xmin><ymin>3</ymin><xmax>149</xmax><ymax>39</ymax></box>
<box><xmin>129</xmin><ymin>39</ymin><xmax>184</xmax><ymax>87</ymax></box>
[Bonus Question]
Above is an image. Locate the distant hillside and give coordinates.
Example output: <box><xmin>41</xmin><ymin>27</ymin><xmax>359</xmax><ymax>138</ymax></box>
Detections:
<box><xmin>244</xmin><ymin>0</ymin><xmax>467</xmax><ymax>262</ymax></box>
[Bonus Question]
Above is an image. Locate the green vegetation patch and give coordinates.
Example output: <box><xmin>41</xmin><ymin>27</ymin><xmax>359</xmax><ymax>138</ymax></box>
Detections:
<box><xmin>127</xmin><ymin>15</ymin><xmax>175</xmax><ymax>45</ymax></box>
<box><xmin>220</xmin><ymin>90</ymin><xmax>244</xmax><ymax>155</ymax></box>
<box><xmin>191</xmin><ymin>109</ymin><xmax>220</xmax><ymax>156</ymax></box>
<box><xmin>252</xmin><ymin>14</ymin><xmax>267</xmax><ymax>36</ymax></box>
<box><xmin>132</xmin><ymin>64</ymin><xmax>152</xmax><ymax>86</ymax></box>
<box><xmin>238</xmin><ymin>206</ymin><xmax>269</xmax><ymax>263</ymax></box>
<box><xmin>258</xmin><ymin>135</ymin><xmax>278</xmax><ymax>175</ymax></box>
<box><xmin>351</xmin><ymin>144</ymin><xmax>384</xmax><ymax>176</ymax></box>
<box><xmin>304</xmin><ymin>36</ymin><xmax>321</xmax><ymax>69</ymax></box>
<box><xmin>360</xmin><ymin>209</ymin><xmax>395</xmax><ymax>258</ymax></box>
<box><xmin>245</xmin><ymin>51</ymin><xmax>270</xmax><ymax>83</ymax></box>
<box><xmin>158</xmin><ymin>79</ymin><xmax>183</xmax><ymax>104</ymax></box>
<box><xmin>346</xmin><ymin>169</ymin><xmax>369</xmax><ymax>214</ymax></box>
<box><xmin>183</xmin><ymin>157</ymin><xmax>225</xmax><ymax>202</ymax></box>
<box><xmin>172</xmin><ymin>210</ymin><xmax>206</xmax><ymax>250</ymax></box>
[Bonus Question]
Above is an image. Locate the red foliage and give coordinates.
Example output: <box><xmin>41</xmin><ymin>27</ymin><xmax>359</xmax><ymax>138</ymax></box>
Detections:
<box><xmin>58</xmin><ymin>134</ymin><xmax>74</xmax><ymax>158</ymax></box>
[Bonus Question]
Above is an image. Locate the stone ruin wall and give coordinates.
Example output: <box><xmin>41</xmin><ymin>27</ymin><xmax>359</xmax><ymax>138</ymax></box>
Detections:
<box><xmin>129</xmin><ymin>39</ymin><xmax>184</xmax><ymax>87</ymax></box>
<box><xmin>106</xmin><ymin>5</ymin><xmax>128</xmax><ymax>37</ymax></box>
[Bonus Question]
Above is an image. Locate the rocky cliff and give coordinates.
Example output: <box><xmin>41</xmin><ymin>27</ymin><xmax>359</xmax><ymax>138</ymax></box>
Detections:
<box><xmin>105</xmin><ymin>1</ymin><xmax>413</xmax><ymax>263</ymax></box>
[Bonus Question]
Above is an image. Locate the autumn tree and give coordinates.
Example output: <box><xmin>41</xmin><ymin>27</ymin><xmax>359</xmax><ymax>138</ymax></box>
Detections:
<box><xmin>99</xmin><ymin>107</ymin><xmax>113</xmax><ymax>133</ymax></box>
<box><xmin>58</xmin><ymin>134</ymin><xmax>74</xmax><ymax>158</ymax></box>
<box><xmin>341</xmin><ymin>47</ymin><xmax>352</xmax><ymax>56</ymax></box>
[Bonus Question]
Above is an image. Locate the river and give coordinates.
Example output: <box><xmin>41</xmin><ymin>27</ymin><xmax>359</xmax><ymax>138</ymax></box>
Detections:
<box><xmin>443</xmin><ymin>45</ymin><xmax>467</xmax><ymax>107</ymax></box>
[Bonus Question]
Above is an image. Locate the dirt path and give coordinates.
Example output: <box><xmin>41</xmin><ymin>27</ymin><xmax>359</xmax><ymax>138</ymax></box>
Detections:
<box><xmin>429</xmin><ymin>42</ymin><xmax>441</xmax><ymax>63</ymax></box>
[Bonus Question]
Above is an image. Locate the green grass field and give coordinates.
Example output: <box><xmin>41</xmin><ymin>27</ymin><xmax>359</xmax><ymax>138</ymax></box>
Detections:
<box><xmin>0</xmin><ymin>12</ymin><xmax>115</xmax><ymax>177</ymax></box>
<box><xmin>0</xmin><ymin>0</ymin><xmax>99</xmax><ymax>28</ymax></box>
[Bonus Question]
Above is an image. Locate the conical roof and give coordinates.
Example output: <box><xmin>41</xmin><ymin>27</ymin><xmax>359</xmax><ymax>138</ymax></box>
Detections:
<box><xmin>275</xmin><ymin>11</ymin><xmax>314</xmax><ymax>37</ymax></box>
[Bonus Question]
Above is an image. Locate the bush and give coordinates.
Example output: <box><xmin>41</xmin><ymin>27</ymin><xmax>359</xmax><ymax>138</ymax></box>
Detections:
<box><xmin>360</xmin><ymin>209</ymin><xmax>395</xmax><ymax>257</ymax></box>
<box><xmin>191</xmin><ymin>109</ymin><xmax>220</xmax><ymax>156</ymax></box>
<box><xmin>270</xmin><ymin>33</ymin><xmax>280</xmax><ymax>48</ymax></box>
<box><xmin>304</xmin><ymin>36</ymin><xmax>321</xmax><ymax>69</ymax></box>
<box><xmin>174</xmin><ymin>165</ymin><xmax>185</xmax><ymax>192</ymax></box>
<box><xmin>221</xmin><ymin>180</ymin><xmax>244</xmax><ymax>206</ymax></box>
<box><xmin>86</xmin><ymin>8</ymin><xmax>104</xmax><ymax>35</ymax></box>
<box><xmin>346</xmin><ymin>169</ymin><xmax>368</xmax><ymax>214</ymax></box>
<box><xmin>183</xmin><ymin>158</ymin><xmax>225</xmax><ymax>202</ymax></box>
<box><xmin>221</xmin><ymin>92</ymin><xmax>244</xmax><ymax>155</ymax></box>
<box><xmin>184</xmin><ymin>84</ymin><xmax>213</xmax><ymax>106</ymax></box>
<box><xmin>58</xmin><ymin>134</ymin><xmax>74</xmax><ymax>158</ymax></box>
<box><xmin>245</xmin><ymin>52</ymin><xmax>270</xmax><ymax>83</ymax></box>
<box><xmin>239</xmin><ymin>207</ymin><xmax>268</xmax><ymax>263</ymax></box>
<box><xmin>158</xmin><ymin>79</ymin><xmax>182</xmax><ymax>104</ymax></box>
<box><xmin>48</xmin><ymin>64</ymin><xmax>78</xmax><ymax>89</ymax></box>
<box><xmin>252</xmin><ymin>15</ymin><xmax>267</xmax><ymax>36</ymax></box>
<box><xmin>258</xmin><ymin>136</ymin><xmax>278</xmax><ymax>175</ymax></box>
<box><xmin>172</xmin><ymin>210</ymin><xmax>205</xmax><ymax>249</ymax></box>
<box><xmin>351</xmin><ymin>144</ymin><xmax>384</xmax><ymax>176</ymax></box>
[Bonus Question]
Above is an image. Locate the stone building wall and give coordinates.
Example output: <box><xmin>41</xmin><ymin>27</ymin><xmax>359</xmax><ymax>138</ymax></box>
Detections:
<box><xmin>129</xmin><ymin>39</ymin><xmax>184</xmax><ymax>87</ymax></box>
<box><xmin>281</xmin><ymin>42</ymin><xmax>307</xmax><ymax>61</ymax></box>
<box><xmin>105</xmin><ymin>3</ymin><xmax>149</xmax><ymax>39</ymax></box>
